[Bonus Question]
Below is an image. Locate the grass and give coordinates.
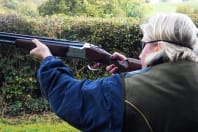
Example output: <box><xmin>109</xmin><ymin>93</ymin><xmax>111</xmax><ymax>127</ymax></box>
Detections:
<box><xmin>0</xmin><ymin>113</ymin><xmax>80</xmax><ymax>132</ymax></box>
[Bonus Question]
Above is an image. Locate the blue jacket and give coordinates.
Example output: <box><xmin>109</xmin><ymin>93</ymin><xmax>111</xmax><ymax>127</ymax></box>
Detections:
<box><xmin>37</xmin><ymin>56</ymin><xmax>124</xmax><ymax>132</ymax></box>
<box><xmin>37</xmin><ymin>56</ymin><xmax>198</xmax><ymax>132</ymax></box>
<box><xmin>122</xmin><ymin>60</ymin><xmax>198</xmax><ymax>132</ymax></box>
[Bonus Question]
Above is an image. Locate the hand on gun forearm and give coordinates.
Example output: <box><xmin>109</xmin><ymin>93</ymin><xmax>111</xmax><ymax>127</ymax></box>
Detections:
<box><xmin>106</xmin><ymin>52</ymin><xmax>127</xmax><ymax>74</ymax></box>
<box><xmin>30</xmin><ymin>39</ymin><xmax>52</xmax><ymax>61</ymax></box>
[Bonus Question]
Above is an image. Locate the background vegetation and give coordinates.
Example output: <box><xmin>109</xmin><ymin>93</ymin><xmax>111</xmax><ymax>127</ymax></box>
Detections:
<box><xmin>0</xmin><ymin>0</ymin><xmax>197</xmax><ymax>131</ymax></box>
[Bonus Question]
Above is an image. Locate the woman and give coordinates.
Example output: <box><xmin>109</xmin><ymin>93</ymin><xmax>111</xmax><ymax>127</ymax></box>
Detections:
<box><xmin>30</xmin><ymin>13</ymin><xmax>198</xmax><ymax>132</ymax></box>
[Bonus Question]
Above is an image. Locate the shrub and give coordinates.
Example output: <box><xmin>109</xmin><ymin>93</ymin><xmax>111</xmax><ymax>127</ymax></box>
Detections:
<box><xmin>176</xmin><ymin>4</ymin><xmax>193</xmax><ymax>14</ymax></box>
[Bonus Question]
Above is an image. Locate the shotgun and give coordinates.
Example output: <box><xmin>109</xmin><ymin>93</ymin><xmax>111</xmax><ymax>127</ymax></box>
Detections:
<box><xmin>0</xmin><ymin>32</ymin><xmax>141</xmax><ymax>72</ymax></box>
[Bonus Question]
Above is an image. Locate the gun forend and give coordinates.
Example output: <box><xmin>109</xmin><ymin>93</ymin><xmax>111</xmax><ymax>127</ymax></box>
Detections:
<box><xmin>15</xmin><ymin>39</ymin><xmax>71</xmax><ymax>57</ymax></box>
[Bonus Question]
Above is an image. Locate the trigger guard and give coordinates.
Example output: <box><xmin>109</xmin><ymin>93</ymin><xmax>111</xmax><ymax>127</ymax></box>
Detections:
<box><xmin>87</xmin><ymin>65</ymin><xmax>100</xmax><ymax>71</ymax></box>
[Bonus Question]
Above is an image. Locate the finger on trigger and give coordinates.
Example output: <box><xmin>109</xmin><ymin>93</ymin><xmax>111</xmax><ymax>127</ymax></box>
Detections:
<box><xmin>110</xmin><ymin>67</ymin><xmax>118</xmax><ymax>74</ymax></box>
<box><xmin>106</xmin><ymin>64</ymin><xmax>115</xmax><ymax>71</ymax></box>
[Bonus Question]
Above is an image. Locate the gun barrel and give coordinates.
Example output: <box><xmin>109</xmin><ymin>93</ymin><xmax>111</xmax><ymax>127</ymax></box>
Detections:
<box><xmin>0</xmin><ymin>32</ymin><xmax>85</xmax><ymax>47</ymax></box>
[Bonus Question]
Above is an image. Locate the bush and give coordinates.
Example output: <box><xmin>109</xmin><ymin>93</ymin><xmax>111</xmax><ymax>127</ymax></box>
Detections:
<box><xmin>0</xmin><ymin>14</ymin><xmax>33</xmax><ymax>34</ymax></box>
<box><xmin>190</xmin><ymin>14</ymin><xmax>198</xmax><ymax>26</ymax></box>
<box><xmin>0</xmin><ymin>45</ymin><xmax>41</xmax><ymax>116</ymax></box>
<box><xmin>176</xmin><ymin>4</ymin><xmax>194</xmax><ymax>14</ymax></box>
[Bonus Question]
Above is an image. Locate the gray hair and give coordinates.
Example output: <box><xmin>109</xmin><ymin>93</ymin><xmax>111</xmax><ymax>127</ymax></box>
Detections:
<box><xmin>141</xmin><ymin>13</ymin><xmax>198</xmax><ymax>66</ymax></box>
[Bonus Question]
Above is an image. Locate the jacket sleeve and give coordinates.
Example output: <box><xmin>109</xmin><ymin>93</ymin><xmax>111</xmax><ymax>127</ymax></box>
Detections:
<box><xmin>37</xmin><ymin>56</ymin><xmax>124</xmax><ymax>132</ymax></box>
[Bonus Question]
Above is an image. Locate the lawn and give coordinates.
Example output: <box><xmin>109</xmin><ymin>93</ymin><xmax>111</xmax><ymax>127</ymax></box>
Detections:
<box><xmin>0</xmin><ymin>113</ymin><xmax>80</xmax><ymax>132</ymax></box>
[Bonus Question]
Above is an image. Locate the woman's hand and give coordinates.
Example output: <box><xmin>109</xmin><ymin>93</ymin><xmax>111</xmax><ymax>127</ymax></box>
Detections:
<box><xmin>30</xmin><ymin>39</ymin><xmax>52</xmax><ymax>61</ymax></box>
<box><xmin>106</xmin><ymin>52</ymin><xmax>127</xmax><ymax>74</ymax></box>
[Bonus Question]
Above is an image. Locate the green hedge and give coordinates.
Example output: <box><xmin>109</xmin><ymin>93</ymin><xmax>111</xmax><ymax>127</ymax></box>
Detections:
<box><xmin>0</xmin><ymin>13</ymin><xmax>197</xmax><ymax>116</ymax></box>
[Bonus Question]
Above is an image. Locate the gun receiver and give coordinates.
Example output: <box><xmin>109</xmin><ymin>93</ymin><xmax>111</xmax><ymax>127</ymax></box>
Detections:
<box><xmin>0</xmin><ymin>32</ymin><xmax>141</xmax><ymax>72</ymax></box>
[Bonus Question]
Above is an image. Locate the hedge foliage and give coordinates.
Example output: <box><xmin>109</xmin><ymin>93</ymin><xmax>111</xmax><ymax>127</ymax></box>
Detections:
<box><xmin>0</xmin><ymin>13</ymin><xmax>197</xmax><ymax>116</ymax></box>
